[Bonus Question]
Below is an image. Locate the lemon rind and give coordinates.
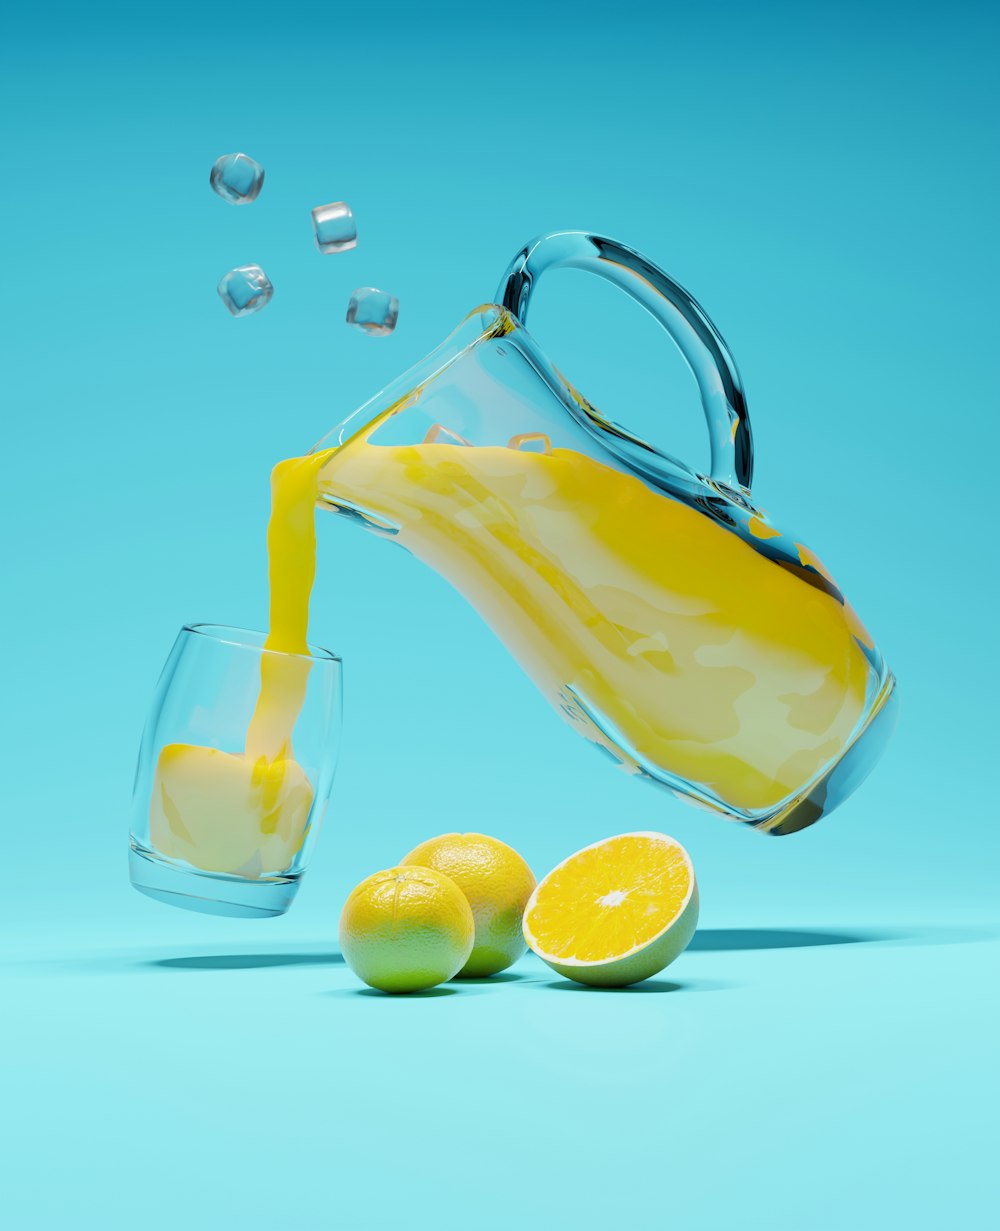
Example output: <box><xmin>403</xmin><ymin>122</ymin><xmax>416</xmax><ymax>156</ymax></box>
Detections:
<box><xmin>521</xmin><ymin>830</ymin><xmax>697</xmax><ymax>967</ymax></box>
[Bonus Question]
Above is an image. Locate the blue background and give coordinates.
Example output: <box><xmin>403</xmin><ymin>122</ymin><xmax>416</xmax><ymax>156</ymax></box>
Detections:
<box><xmin>3</xmin><ymin>2</ymin><xmax>997</xmax><ymax>1227</ymax></box>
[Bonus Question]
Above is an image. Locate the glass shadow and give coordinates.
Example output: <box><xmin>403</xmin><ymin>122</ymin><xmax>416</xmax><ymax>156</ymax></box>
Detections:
<box><xmin>148</xmin><ymin>951</ymin><xmax>343</xmax><ymax>971</ymax></box>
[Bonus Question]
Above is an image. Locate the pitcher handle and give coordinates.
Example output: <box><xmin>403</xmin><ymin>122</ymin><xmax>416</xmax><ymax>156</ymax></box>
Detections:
<box><xmin>496</xmin><ymin>231</ymin><xmax>754</xmax><ymax>491</ymax></box>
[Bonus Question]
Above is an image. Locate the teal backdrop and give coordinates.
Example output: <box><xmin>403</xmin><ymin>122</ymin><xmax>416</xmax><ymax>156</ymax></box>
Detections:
<box><xmin>3</xmin><ymin>2</ymin><xmax>997</xmax><ymax>1228</ymax></box>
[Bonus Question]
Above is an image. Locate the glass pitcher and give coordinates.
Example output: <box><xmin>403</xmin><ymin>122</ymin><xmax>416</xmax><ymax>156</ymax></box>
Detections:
<box><xmin>310</xmin><ymin>232</ymin><xmax>896</xmax><ymax>835</ymax></box>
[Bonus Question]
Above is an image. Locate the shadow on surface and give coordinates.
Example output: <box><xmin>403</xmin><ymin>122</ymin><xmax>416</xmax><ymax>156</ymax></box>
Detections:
<box><xmin>690</xmin><ymin>928</ymin><xmax>881</xmax><ymax>951</ymax></box>
<box><xmin>688</xmin><ymin>927</ymin><xmax>1000</xmax><ymax>951</ymax></box>
<box><xmin>4</xmin><ymin>927</ymin><xmax>995</xmax><ymax>979</ymax></box>
<box><xmin>543</xmin><ymin>978</ymin><xmax>680</xmax><ymax>994</ymax></box>
<box><xmin>454</xmin><ymin>971</ymin><xmax>529</xmax><ymax>985</ymax></box>
<box><xmin>332</xmin><ymin>985</ymin><xmax>460</xmax><ymax>999</ymax></box>
<box><xmin>149</xmin><ymin>951</ymin><xmax>343</xmax><ymax>971</ymax></box>
<box><xmin>539</xmin><ymin>978</ymin><xmax>734</xmax><ymax>994</ymax></box>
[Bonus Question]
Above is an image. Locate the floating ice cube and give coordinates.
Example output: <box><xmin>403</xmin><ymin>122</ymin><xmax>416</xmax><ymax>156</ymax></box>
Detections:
<box><xmin>311</xmin><ymin>201</ymin><xmax>357</xmax><ymax>253</ymax></box>
<box><xmin>217</xmin><ymin>265</ymin><xmax>273</xmax><ymax>317</ymax></box>
<box><xmin>346</xmin><ymin>287</ymin><xmax>398</xmax><ymax>336</ymax></box>
<box><xmin>209</xmin><ymin>152</ymin><xmax>265</xmax><ymax>205</ymax></box>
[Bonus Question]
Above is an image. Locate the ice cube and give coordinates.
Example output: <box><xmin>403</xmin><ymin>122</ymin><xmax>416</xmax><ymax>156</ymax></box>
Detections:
<box><xmin>346</xmin><ymin>287</ymin><xmax>398</xmax><ymax>336</ymax></box>
<box><xmin>311</xmin><ymin>201</ymin><xmax>357</xmax><ymax>253</ymax></box>
<box><xmin>507</xmin><ymin>432</ymin><xmax>552</xmax><ymax>454</ymax></box>
<box><xmin>217</xmin><ymin>265</ymin><xmax>273</xmax><ymax>317</ymax></box>
<box><xmin>423</xmin><ymin>424</ymin><xmax>472</xmax><ymax>446</ymax></box>
<box><xmin>209</xmin><ymin>152</ymin><xmax>265</xmax><ymax>205</ymax></box>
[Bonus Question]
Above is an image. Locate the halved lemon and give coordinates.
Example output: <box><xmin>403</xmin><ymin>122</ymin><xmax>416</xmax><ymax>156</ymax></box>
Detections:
<box><xmin>522</xmin><ymin>832</ymin><xmax>699</xmax><ymax>987</ymax></box>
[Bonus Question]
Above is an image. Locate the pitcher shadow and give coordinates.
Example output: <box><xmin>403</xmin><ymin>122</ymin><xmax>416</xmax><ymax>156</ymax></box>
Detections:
<box><xmin>689</xmin><ymin>928</ymin><xmax>879</xmax><ymax>951</ymax></box>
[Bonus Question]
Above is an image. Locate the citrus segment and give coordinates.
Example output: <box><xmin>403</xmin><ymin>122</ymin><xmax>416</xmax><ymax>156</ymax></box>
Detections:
<box><xmin>522</xmin><ymin>832</ymin><xmax>698</xmax><ymax>987</ymax></box>
<box><xmin>400</xmin><ymin>833</ymin><xmax>536</xmax><ymax>977</ymax></box>
<box><xmin>339</xmin><ymin>866</ymin><xmax>475</xmax><ymax>994</ymax></box>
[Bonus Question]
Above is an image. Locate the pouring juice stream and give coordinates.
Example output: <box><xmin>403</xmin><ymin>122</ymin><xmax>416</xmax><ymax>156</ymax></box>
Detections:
<box><xmin>149</xmin><ymin>450</ymin><xmax>334</xmax><ymax>877</ymax></box>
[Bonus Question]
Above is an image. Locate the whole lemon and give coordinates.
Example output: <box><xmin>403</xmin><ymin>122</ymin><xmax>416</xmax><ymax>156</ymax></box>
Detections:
<box><xmin>400</xmin><ymin>833</ymin><xmax>536</xmax><ymax>977</ymax></box>
<box><xmin>339</xmin><ymin>866</ymin><xmax>475</xmax><ymax>994</ymax></box>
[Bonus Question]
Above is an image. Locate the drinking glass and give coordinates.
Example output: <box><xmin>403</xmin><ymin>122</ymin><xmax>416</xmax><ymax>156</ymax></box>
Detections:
<box><xmin>129</xmin><ymin>623</ymin><xmax>342</xmax><ymax>918</ymax></box>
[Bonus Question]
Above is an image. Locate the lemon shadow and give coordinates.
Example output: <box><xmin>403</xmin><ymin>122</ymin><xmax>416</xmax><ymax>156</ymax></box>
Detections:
<box><xmin>538</xmin><ymin>977</ymin><xmax>733</xmax><ymax>993</ymax></box>
<box><xmin>541</xmin><ymin>979</ymin><xmax>680</xmax><ymax>994</ymax></box>
<box><xmin>452</xmin><ymin>971</ymin><xmax>529</xmax><ymax>984</ymax></box>
<box><xmin>332</xmin><ymin>985</ymin><xmax>461</xmax><ymax>999</ymax></box>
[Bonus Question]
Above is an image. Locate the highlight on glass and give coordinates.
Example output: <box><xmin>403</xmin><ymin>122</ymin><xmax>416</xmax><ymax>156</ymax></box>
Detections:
<box><xmin>129</xmin><ymin>623</ymin><xmax>342</xmax><ymax>918</ymax></box>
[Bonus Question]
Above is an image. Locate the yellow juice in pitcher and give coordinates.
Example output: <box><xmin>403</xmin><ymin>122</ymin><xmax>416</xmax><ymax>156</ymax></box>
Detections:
<box><xmin>314</xmin><ymin>434</ymin><xmax>874</xmax><ymax>817</ymax></box>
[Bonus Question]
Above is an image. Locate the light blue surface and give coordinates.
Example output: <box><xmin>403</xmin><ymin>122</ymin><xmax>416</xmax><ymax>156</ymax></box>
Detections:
<box><xmin>2</xmin><ymin>3</ymin><xmax>997</xmax><ymax>1227</ymax></box>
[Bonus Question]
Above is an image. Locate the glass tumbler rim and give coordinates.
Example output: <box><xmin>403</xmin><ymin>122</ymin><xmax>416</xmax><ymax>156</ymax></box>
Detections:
<box><xmin>182</xmin><ymin>622</ymin><xmax>341</xmax><ymax>665</ymax></box>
